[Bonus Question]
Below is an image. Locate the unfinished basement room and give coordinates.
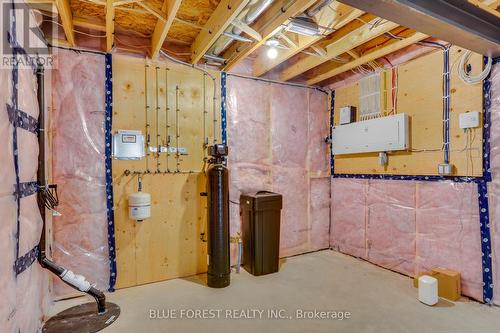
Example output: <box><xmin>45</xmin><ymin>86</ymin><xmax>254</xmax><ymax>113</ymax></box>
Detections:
<box><xmin>1</xmin><ymin>0</ymin><xmax>500</xmax><ymax>332</ymax></box>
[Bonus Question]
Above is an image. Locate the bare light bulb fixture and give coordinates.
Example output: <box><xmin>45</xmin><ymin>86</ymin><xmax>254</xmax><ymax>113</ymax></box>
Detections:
<box><xmin>267</xmin><ymin>47</ymin><xmax>278</xmax><ymax>59</ymax></box>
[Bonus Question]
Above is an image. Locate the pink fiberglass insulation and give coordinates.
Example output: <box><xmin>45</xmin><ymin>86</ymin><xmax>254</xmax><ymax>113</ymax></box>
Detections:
<box><xmin>416</xmin><ymin>181</ymin><xmax>483</xmax><ymax>301</ymax></box>
<box><xmin>226</xmin><ymin>77</ymin><xmax>271</xmax><ymax>166</ymax></box>
<box><xmin>490</xmin><ymin>182</ymin><xmax>500</xmax><ymax>305</ymax></box>
<box><xmin>0</xmin><ymin>64</ymin><xmax>46</xmax><ymax>331</ymax></box>
<box><xmin>309</xmin><ymin>178</ymin><xmax>331</xmax><ymax>251</ymax></box>
<box><xmin>330</xmin><ymin>178</ymin><xmax>367</xmax><ymax>259</ymax></box>
<box><xmin>330</xmin><ymin>178</ymin><xmax>484</xmax><ymax>301</ymax></box>
<box><xmin>366</xmin><ymin>180</ymin><xmax>416</xmax><ymax>276</ymax></box>
<box><xmin>491</xmin><ymin>63</ymin><xmax>500</xmax><ymax>183</ymax></box>
<box><xmin>51</xmin><ymin>49</ymin><xmax>109</xmax><ymax>297</ymax></box>
<box><xmin>270</xmin><ymin>84</ymin><xmax>309</xmax><ymax>169</ymax></box>
<box><xmin>490</xmin><ymin>63</ymin><xmax>500</xmax><ymax>305</ymax></box>
<box><xmin>273</xmin><ymin>166</ymin><xmax>309</xmax><ymax>257</ymax></box>
<box><xmin>226</xmin><ymin>75</ymin><xmax>330</xmax><ymax>262</ymax></box>
<box><xmin>308</xmin><ymin>89</ymin><xmax>330</xmax><ymax>176</ymax></box>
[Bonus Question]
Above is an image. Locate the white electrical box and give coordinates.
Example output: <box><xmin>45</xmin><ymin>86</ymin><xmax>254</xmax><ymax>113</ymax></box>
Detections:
<box><xmin>339</xmin><ymin>106</ymin><xmax>356</xmax><ymax>125</ymax></box>
<box><xmin>459</xmin><ymin>111</ymin><xmax>480</xmax><ymax>129</ymax></box>
<box><xmin>112</xmin><ymin>130</ymin><xmax>145</xmax><ymax>160</ymax></box>
<box><xmin>438</xmin><ymin>163</ymin><xmax>454</xmax><ymax>175</ymax></box>
<box><xmin>332</xmin><ymin>113</ymin><xmax>410</xmax><ymax>155</ymax></box>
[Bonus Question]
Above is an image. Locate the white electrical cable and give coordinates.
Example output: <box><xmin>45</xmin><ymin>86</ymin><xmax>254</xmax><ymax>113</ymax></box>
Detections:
<box><xmin>458</xmin><ymin>50</ymin><xmax>492</xmax><ymax>85</ymax></box>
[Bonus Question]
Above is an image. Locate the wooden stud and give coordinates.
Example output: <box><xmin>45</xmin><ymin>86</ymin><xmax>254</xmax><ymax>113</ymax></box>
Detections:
<box><xmin>252</xmin><ymin>5</ymin><xmax>363</xmax><ymax>77</ymax></box>
<box><xmin>106</xmin><ymin>0</ymin><xmax>114</xmax><ymax>52</ymax></box>
<box><xmin>280</xmin><ymin>18</ymin><xmax>399</xmax><ymax>82</ymax></box>
<box><xmin>468</xmin><ymin>0</ymin><xmax>500</xmax><ymax>17</ymax></box>
<box><xmin>54</xmin><ymin>0</ymin><xmax>75</xmax><ymax>46</ymax></box>
<box><xmin>306</xmin><ymin>32</ymin><xmax>428</xmax><ymax>85</ymax></box>
<box><xmin>221</xmin><ymin>0</ymin><xmax>318</xmax><ymax>71</ymax></box>
<box><xmin>191</xmin><ymin>0</ymin><xmax>249</xmax><ymax>64</ymax></box>
<box><xmin>145</xmin><ymin>0</ymin><xmax>183</xmax><ymax>58</ymax></box>
<box><xmin>73</xmin><ymin>16</ymin><xmax>106</xmax><ymax>32</ymax></box>
<box><xmin>113</xmin><ymin>0</ymin><xmax>143</xmax><ymax>6</ymax></box>
<box><xmin>137</xmin><ymin>1</ymin><xmax>167</xmax><ymax>21</ymax></box>
<box><xmin>346</xmin><ymin>50</ymin><xmax>360</xmax><ymax>59</ymax></box>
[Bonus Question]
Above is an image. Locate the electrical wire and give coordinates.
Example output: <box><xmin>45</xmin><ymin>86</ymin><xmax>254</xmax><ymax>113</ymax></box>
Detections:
<box><xmin>458</xmin><ymin>50</ymin><xmax>493</xmax><ymax>85</ymax></box>
<box><xmin>38</xmin><ymin>184</ymin><xmax>59</xmax><ymax>210</ymax></box>
<box><xmin>42</xmin><ymin>19</ymin><xmax>107</xmax><ymax>38</ymax></box>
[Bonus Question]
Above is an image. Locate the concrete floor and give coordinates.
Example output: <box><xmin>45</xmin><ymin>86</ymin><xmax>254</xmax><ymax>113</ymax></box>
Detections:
<box><xmin>48</xmin><ymin>250</ymin><xmax>500</xmax><ymax>333</ymax></box>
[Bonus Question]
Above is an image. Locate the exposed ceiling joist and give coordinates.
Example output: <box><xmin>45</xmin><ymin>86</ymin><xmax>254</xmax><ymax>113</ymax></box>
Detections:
<box><xmin>307</xmin><ymin>32</ymin><xmax>428</xmax><ymax>85</ymax></box>
<box><xmin>468</xmin><ymin>0</ymin><xmax>500</xmax><ymax>17</ymax></box>
<box><xmin>191</xmin><ymin>0</ymin><xmax>249</xmax><ymax>64</ymax></box>
<box><xmin>73</xmin><ymin>16</ymin><xmax>106</xmax><ymax>31</ymax></box>
<box><xmin>106</xmin><ymin>0</ymin><xmax>114</xmax><ymax>51</ymax></box>
<box><xmin>221</xmin><ymin>0</ymin><xmax>318</xmax><ymax>71</ymax></box>
<box><xmin>113</xmin><ymin>0</ymin><xmax>143</xmax><ymax>6</ymax></box>
<box><xmin>146</xmin><ymin>0</ymin><xmax>182</xmax><ymax>58</ymax></box>
<box><xmin>54</xmin><ymin>0</ymin><xmax>75</xmax><ymax>46</ymax></box>
<box><xmin>253</xmin><ymin>4</ymin><xmax>364</xmax><ymax>77</ymax></box>
<box><xmin>280</xmin><ymin>18</ymin><xmax>399</xmax><ymax>81</ymax></box>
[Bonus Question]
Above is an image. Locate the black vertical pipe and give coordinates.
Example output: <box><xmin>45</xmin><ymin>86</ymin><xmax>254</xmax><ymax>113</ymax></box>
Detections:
<box><xmin>36</xmin><ymin>64</ymin><xmax>47</xmax><ymax>259</ymax></box>
<box><xmin>36</xmin><ymin>62</ymin><xmax>107</xmax><ymax>314</ymax></box>
<box><xmin>207</xmin><ymin>146</ymin><xmax>230</xmax><ymax>288</ymax></box>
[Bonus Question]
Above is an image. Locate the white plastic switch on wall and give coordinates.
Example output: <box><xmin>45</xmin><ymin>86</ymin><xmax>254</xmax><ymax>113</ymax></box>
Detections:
<box><xmin>459</xmin><ymin>111</ymin><xmax>480</xmax><ymax>129</ymax></box>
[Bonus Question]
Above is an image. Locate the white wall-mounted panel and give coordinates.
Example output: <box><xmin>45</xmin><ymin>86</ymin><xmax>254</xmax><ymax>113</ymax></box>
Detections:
<box><xmin>332</xmin><ymin>113</ymin><xmax>409</xmax><ymax>155</ymax></box>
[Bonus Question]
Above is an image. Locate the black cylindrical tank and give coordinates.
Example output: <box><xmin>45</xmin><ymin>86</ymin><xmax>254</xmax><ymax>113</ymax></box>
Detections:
<box><xmin>207</xmin><ymin>145</ymin><xmax>230</xmax><ymax>288</ymax></box>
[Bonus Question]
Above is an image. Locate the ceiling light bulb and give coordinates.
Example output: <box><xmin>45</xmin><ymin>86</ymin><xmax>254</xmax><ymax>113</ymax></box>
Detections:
<box><xmin>267</xmin><ymin>47</ymin><xmax>278</xmax><ymax>59</ymax></box>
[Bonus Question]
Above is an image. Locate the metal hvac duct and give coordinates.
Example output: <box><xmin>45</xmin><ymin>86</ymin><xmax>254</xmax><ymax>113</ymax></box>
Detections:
<box><xmin>338</xmin><ymin>0</ymin><xmax>500</xmax><ymax>57</ymax></box>
<box><xmin>209</xmin><ymin>0</ymin><xmax>274</xmax><ymax>57</ymax></box>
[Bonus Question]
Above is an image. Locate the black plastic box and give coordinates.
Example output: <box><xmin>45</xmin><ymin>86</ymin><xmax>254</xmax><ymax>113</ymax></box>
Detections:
<box><xmin>240</xmin><ymin>191</ymin><xmax>282</xmax><ymax>276</ymax></box>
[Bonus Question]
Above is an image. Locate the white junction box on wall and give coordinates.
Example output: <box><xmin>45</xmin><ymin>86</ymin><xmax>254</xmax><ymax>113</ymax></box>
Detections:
<box><xmin>459</xmin><ymin>111</ymin><xmax>480</xmax><ymax>129</ymax></box>
<box><xmin>113</xmin><ymin>130</ymin><xmax>145</xmax><ymax>160</ymax></box>
<box><xmin>339</xmin><ymin>106</ymin><xmax>356</xmax><ymax>125</ymax></box>
<box><xmin>332</xmin><ymin>113</ymin><xmax>410</xmax><ymax>155</ymax></box>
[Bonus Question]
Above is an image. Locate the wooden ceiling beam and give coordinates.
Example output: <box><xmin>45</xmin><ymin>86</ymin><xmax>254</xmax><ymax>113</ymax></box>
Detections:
<box><xmin>468</xmin><ymin>0</ymin><xmax>500</xmax><ymax>17</ymax></box>
<box><xmin>106</xmin><ymin>0</ymin><xmax>115</xmax><ymax>51</ymax></box>
<box><xmin>221</xmin><ymin>0</ymin><xmax>317</xmax><ymax>71</ymax></box>
<box><xmin>307</xmin><ymin>32</ymin><xmax>428</xmax><ymax>85</ymax></box>
<box><xmin>144</xmin><ymin>0</ymin><xmax>182</xmax><ymax>58</ymax></box>
<box><xmin>191</xmin><ymin>0</ymin><xmax>249</xmax><ymax>64</ymax></box>
<box><xmin>280</xmin><ymin>18</ymin><xmax>399</xmax><ymax>81</ymax></box>
<box><xmin>54</xmin><ymin>0</ymin><xmax>75</xmax><ymax>46</ymax></box>
<box><xmin>113</xmin><ymin>0</ymin><xmax>143</xmax><ymax>6</ymax></box>
<box><xmin>73</xmin><ymin>16</ymin><xmax>106</xmax><ymax>32</ymax></box>
<box><xmin>252</xmin><ymin>4</ymin><xmax>363</xmax><ymax>77</ymax></box>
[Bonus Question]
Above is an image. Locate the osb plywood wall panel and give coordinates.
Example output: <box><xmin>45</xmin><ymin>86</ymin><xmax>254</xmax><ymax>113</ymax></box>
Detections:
<box><xmin>333</xmin><ymin>47</ymin><xmax>483</xmax><ymax>176</ymax></box>
<box><xmin>112</xmin><ymin>54</ymin><xmax>220</xmax><ymax>288</ymax></box>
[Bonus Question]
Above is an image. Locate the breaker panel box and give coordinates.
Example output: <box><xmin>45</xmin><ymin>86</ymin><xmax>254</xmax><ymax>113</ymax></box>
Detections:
<box><xmin>332</xmin><ymin>113</ymin><xmax>410</xmax><ymax>155</ymax></box>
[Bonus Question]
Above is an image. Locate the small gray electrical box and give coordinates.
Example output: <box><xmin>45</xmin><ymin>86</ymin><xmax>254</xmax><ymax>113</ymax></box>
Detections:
<box><xmin>438</xmin><ymin>163</ymin><xmax>454</xmax><ymax>176</ymax></box>
<box><xmin>113</xmin><ymin>130</ymin><xmax>145</xmax><ymax>160</ymax></box>
<box><xmin>339</xmin><ymin>106</ymin><xmax>356</xmax><ymax>125</ymax></box>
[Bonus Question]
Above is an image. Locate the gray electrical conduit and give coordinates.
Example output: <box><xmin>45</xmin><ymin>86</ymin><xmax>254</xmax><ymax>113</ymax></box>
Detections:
<box><xmin>36</xmin><ymin>64</ymin><xmax>107</xmax><ymax>315</ymax></box>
